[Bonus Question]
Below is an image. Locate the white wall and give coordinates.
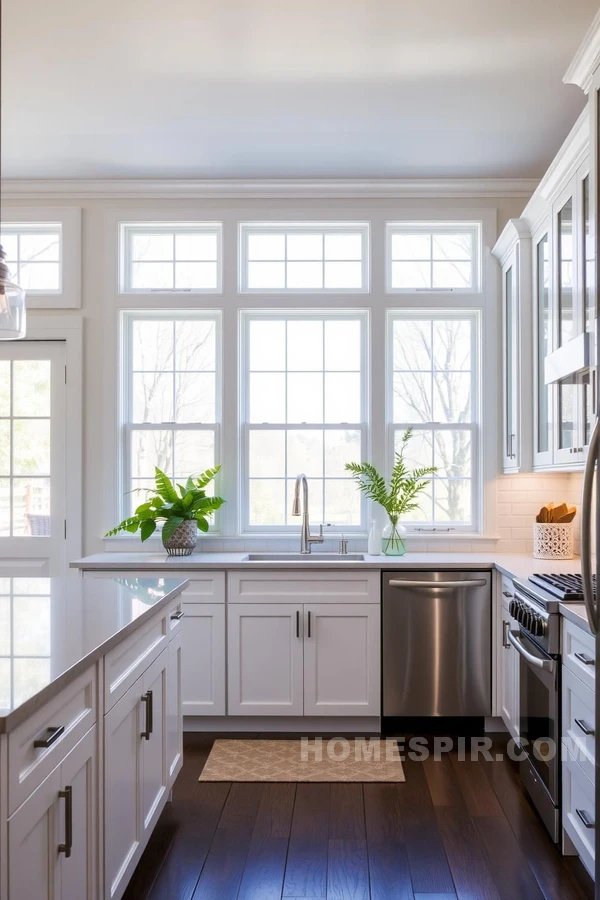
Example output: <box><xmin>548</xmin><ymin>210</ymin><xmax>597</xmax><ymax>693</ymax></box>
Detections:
<box><xmin>4</xmin><ymin>186</ymin><xmax>541</xmax><ymax>557</ymax></box>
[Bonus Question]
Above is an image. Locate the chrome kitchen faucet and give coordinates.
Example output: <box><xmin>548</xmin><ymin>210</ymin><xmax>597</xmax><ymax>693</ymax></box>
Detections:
<box><xmin>292</xmin><ymin>474</ymin><xmax>324</xmax><ymax>554</ymax></box>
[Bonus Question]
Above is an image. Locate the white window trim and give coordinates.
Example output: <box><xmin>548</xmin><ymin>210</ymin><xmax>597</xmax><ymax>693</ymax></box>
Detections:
<box><xmin>386</xmin><ymin>221</ymin><xmax>482</xmax><ymax>295</ymax></box>
<box><xmin>0</xmin><ymin>207</ymin><xmax>81</xmax><ymax>309</ymax></box>
<box><xmin>119</xmin><ymin>222</ymin><xmax>223</xmax><ymax>294</ymax></box>
<box><xmin>119</xmin><ymin>309</ymin><xmax>223</xmax><ymax>528</ymax></box>
<box><xmin>239</xmin><ymin>309</ymin><xmax>369</xmax><ymax>534</ymax></box>
<box><xmin>386</xmin><ymin>308</ymin><xmax>482</xmax><ymax>534</ymax></box>
<box><xmin>238</xmin><ymin>222</ymin><xmax>370</xmax><ymax>294</ymax></box>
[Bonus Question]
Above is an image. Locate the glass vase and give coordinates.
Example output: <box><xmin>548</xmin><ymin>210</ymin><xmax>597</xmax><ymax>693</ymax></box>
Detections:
<box><xmin>382</xmin><ymin>520</ymin><xmax>407</xmax><ymax>556</ymax></box>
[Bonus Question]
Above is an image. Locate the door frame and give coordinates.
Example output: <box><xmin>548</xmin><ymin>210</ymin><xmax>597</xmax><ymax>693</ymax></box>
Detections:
<box><xmin>0</xmin><ymin>316</ymin><xmax>83</xmax><ymax>574</ymax></box>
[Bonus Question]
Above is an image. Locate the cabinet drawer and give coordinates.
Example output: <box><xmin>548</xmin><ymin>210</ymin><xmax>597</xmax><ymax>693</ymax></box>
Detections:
<box><xmin>563</xmin><ymin>618</ymin><xmax>595</xmax><ymax>691</ymax></box>
<box><xmin>8</xmin><ymin>664</ymin><xmax>97</xmax><ymax>815</ymax></box>
<box><xmin>104</xmin><ymin>605</ymin><xmax>171</xmax><ymax>712</ymax></box>
<box><xmin>562</xmin><ymin>666</ymin><xmax>595</xmax><ymax>783</ymax></box>
<box><xmin>227</xmin><ymin>571</ymin><xmax>380</xmax><ymax>605</ymax></box>
<box><xmin>562</xmin><ymin>746</ymin><xmax>595</xmax><ymax>878</ymax></box>
<box><xmin>83</xmin><ymin>570</ymin><xmax>225</xmax><ymax>605</ymax></box>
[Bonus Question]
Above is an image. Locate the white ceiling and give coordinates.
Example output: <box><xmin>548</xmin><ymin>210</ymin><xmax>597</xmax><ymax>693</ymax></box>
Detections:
<box><xmin>2</xmin><ymin>0</ymin><xmax>598</xmax><ymax>180</ymax></box>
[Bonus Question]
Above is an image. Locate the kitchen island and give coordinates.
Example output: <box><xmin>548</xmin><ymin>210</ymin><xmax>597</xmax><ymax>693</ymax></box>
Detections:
<box><xmin>0</xmin><ymin>575</ymin><xmax>188</xmax><ymax>900</ymax></box>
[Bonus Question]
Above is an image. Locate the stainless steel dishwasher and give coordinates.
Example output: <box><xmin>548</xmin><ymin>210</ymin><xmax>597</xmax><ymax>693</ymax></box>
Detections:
<box><xmin>383</xmin><ymin>570</ymin><xmax>492</xmax><ymax>717</ymax></box>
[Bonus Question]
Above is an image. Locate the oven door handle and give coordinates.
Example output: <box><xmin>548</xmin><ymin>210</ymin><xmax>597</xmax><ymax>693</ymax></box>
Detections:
<box><xmin>507</xmin><ymin>629</ymin><xmax>555</xmax><ymax>672</ymax></box>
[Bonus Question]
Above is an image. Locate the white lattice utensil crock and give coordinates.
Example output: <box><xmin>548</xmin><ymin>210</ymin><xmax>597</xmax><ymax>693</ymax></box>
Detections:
<box><xmin>532</xmin><ymin>523</ymin><xmax>574</xmax><ymax>560</ymax></box>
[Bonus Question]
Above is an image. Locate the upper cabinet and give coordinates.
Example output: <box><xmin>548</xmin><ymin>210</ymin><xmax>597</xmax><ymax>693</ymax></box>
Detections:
<box><xmin>494</xmin><ymin>105</ymin><xmax>594</xmax><ymax>473</ymax></box>
<box><xmin>493</xmin><ymin>219</ymin><xmax>533</xmax><ymax>474</ymax></box>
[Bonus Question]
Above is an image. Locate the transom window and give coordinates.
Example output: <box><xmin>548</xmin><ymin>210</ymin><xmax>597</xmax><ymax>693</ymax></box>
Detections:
<box><xmin>0</xmin><ymin>224</ymin><xmax>61</xmax><ymax>293</ymax></box>
<box><xmin>239</xmin><ymin>223</ymin><xmax>369</xmax><ymax>292</ymax></box>
<box><xmin>120</xmin><ymin>223</ymin><xmax>222</xmax><ymax>293</ymax></box>
<box><xmin>241</xmin><ymin>312</ymin><xmax>368</xmax><ymax>530</ymax></box>
<box><xmin>122</xmin><ymin>312</ymin><xmax>221</xmax><ymax>518</ymax></box>
<box><xmin>388</xmin><ymin>311</ymin><xmax>479</xmax><ymax>531</ymax></box>
<box><xmin>387</xmin><ymin>222</ymin><xmax>480</xmax><ymax>292</ymax></box>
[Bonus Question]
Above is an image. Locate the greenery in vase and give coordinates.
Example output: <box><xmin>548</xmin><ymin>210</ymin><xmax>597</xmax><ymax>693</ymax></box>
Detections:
<box><xmin>106</xmin><ymin>466</ymin><xmax>225</xmax><ymax>542</ymax></box>
<box><xmin>345</xmin><ymin>430</ymin><xmax>437</xmax><ymax>539</ymax></box>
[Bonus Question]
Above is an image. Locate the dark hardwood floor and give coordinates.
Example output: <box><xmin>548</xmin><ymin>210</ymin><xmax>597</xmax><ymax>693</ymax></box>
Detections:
<box><xmin>123</xmin><ymin>733</ymin><xmax>594</xmax><ymax>900</ymax></box>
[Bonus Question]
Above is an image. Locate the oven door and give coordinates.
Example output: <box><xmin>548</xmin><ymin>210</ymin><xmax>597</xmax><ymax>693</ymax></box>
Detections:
<box><xmin>508</xmin><ymin>629</ymin><xmax>559</xmax><ymax>802</ymax></box>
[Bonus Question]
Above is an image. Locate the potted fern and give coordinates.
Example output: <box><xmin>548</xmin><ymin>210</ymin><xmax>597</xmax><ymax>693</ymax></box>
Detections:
<box><xmin>345</xmin><ymin>430</ymin><xmax>436</xmax><ymax>555</ymax></box>
<box><xmin>106</xmin><ymin>466</ymin><xmax>225</xmax><ymax>556</ymax></box>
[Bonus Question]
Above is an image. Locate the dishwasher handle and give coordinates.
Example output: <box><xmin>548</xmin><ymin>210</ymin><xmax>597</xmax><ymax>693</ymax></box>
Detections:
<box><xmin>388</xmin><ymin>578</ymin><xmax>488</xmax><ymax>589</ymax></box>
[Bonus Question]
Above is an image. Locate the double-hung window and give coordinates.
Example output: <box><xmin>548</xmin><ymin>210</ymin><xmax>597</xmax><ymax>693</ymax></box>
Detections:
<box><xmin>121</xmin><ymin>311</ymin><xmax>221</xmax><ymax>519</ymax></box>
<box><xmin>0</xmin><ymin>224</ymin><xmax>61</xmax><ymax>293</ymax></box>
<box><xmin>241</xmin><ymin>312</ymin><xmax>368</xmax><ymax>531</ymax></box>
<box><xmin>388</xmin><ymin>311</ymin><xmax>479</xmax><ymax>531</ymax></box>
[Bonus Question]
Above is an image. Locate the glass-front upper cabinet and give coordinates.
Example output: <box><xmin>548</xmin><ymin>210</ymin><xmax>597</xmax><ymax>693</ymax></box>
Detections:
<box><xmin>493</xmin><ymin>219</ymin><xmax>533</xmax><ymax>474</ymax></box>
<box><xmin>533</xmin><ymin>228</ymin><xmax>553</xmax><ymax>467</ymax></box>
<box><xmin>552</xmin><ymin>164</ymin><xmax>595</xmax><ymax>467</ymax></box>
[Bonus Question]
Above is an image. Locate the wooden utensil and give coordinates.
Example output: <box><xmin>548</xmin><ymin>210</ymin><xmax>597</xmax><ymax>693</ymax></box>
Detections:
<box><xmin>550</xmin><ymin>503</ymin><xmax>568</xmax><ymax>522</ymax></box>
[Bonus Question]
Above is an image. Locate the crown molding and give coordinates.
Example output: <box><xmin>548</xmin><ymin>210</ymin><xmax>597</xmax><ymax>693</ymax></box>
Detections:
<box><xmin>564</xmin><ymin>8</ymin><xmax>600</xmax><ymax>92</ymax></box>
<box><xmin>520</xmin><ymin>108</ymin><xmax>589</xmax><ymax>232</ymax></box>
<box><xmin>0</xmin><ymin>177</ymin><xmax>539</xmax><ymax>202</ymax></box>
<box><xmin>492</xmin><ymin>218</ymin><xmax>531</xmax><ymax>264</ymax></box>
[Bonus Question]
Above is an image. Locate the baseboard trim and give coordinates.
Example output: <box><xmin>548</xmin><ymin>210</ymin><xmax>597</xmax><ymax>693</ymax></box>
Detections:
<box><xmin>183</xmin><ymin>716</ymin><xmax>381</xmax><ymax>734</ymax></box>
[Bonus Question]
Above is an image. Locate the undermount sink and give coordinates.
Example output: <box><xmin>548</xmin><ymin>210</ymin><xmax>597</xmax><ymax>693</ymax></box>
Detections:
<box><xmin>242</xmin><ymin>552</ymin><xmax>365</xmax><ymax>562</ymax></box>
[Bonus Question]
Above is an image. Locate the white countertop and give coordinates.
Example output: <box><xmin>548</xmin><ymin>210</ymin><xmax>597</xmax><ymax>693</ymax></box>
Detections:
<box><xmin>71</xmin><ymin>550</ymin><xmax>582</xmax><ymax>583</ymax></box>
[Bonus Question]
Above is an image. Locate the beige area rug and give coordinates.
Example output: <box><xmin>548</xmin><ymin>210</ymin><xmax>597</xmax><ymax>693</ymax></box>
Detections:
<box><xmin>199</xmin><ymin>739</ymin><xmax>405</xmax><ymax>783</ymax></box>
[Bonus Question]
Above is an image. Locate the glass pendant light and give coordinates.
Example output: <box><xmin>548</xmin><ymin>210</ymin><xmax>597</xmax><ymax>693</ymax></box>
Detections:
<box><xmin>0</xmin><ymin>244</ymin><xmax>26</xmax><ymax>340</ymax></box>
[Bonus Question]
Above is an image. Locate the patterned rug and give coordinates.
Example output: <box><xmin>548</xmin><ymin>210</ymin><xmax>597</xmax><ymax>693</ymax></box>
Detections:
<box><xmin>199</xmin><ymin>738</ymin><xmax>405</xmax><ymax>782</ymax></box>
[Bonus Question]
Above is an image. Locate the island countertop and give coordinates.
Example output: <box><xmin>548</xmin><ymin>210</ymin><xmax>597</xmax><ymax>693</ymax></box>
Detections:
<box><xmin>0</xmin><ymin>575</ymin><xmax>188</xmax><ymax>733</ymax></box>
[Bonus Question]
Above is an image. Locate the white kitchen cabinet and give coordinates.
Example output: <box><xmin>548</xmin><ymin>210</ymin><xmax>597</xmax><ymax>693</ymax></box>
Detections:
<box><xmin>493</xmin><ymin>219</ymin><xmax>533</xmax><ymax>473</ymax></box>
<box><xmin>303</xmin><ymin>604</ymin><xmax>380</xmax><ymax>716</ymax></box>
<box><xmin>499</xmin><ymin>585</ymin><xmax>520</xmax><ymax>742</ymax></box>
<box><xmin>181</xmin><ymin>603</ymin><xmax>225</xmax><ymax>716</ymax></box>
<box><xmin>104</xmin><ymin>645</ymin><xmax>172</xmax><ymax>900</ymax></box>
<box><xmin>227</xmin><ymin>603</ymin><xmax>304</xmax><ymax>716</ymax></box>
<box><xmin>8</xmin><ymin>725</ymin><xmax>97</xmax><ymax>900</ymax></box>
<box><xmin>140</xmin><ymin>650</ymin><xmax>169</xmax><ymax>841</ymax></box>
<box><xmin>104</xmin><ymin>676</ymin><xmax>144</xmax><ymax>900</ymax></box>
<box><xmin>166</xmin><ymin>627</ymin><xmax>183</xmax><ymax>785</ymax></box>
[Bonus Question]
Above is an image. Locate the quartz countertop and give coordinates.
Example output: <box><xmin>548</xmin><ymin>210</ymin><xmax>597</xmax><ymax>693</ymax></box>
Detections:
<box><xmin>559</xmin><ymin>602</ymin><xmax>592</xmax><ymax>635</ymax></box>
<box><xmin>0</xmin><ymin>576</ymin><xmax>188</xmax><ymax>733</ymax></box>
<box><xmin>71</xmin><ymin>550</ymin><xmax>582</xmax><ymax>584</ymax></box>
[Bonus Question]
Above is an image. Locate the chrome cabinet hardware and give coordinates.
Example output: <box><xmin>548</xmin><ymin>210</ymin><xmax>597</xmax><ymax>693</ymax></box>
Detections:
<box><xmin>58</xmin><ymin>786</ymin><xmax>73</xmax><ymax>857</ymax></box>
<box><xmin>502</xmin><ymin>620</ymin><xmax>511</xmax><ymax>648</ymax></box>
<box><xmin>574</xmin><ymin>718</ymin><xmax>595</xmax><ymax>736</ymax></box>
<box><xmin>170</xmin><ymin>609</ymin><xmax>184</xmax><ymax>620</ymax></box>
<box><xmin>502</xmin><ymin>591</ymin><xmax>512</xmax><ymax>598</ymax></box>
<box><xmin>389</xmin><ymin>579</ymin><xmax>487</xmax><ymax>589</ymax></box>
<box><xmin>34</xmin><ymin>725</ymin><xmax>65</xmax><ymax>749</ymax></box>
<box><xmin>574</xmin><ymin>651</ymin><xmax>595</xmax><ymax>666</ymax></box>
<box><xmin>576</xmin><ymin>808</ymin><xmax>595</xmax><ymax>829</ymax></box>
<box><xmin>141</xmin><ymin>690</ymin><xmax>153</xmax><ymax>740</ymax></box>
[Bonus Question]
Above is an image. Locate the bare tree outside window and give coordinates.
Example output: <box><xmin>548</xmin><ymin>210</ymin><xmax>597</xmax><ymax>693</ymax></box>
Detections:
<box><xmin>127</xmin><ymin>316</ymin><xmax>218</xmax><ymax>516</ymax></box>
<box><xmin>392</xmin><ymin>315</ymin><xmax>476</xmax><ymax>526</ymax></box>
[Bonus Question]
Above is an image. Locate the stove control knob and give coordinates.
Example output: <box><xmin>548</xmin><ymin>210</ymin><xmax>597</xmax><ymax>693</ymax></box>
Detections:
<box><xmin>536</xmin><ymin>616</ymin><xmax>546</xmax><ymax>637</ymax></box>
<box><xmin>509</xmin><ymin>599</ymin><xmax>517</xmax><ymax>618</ymax></box>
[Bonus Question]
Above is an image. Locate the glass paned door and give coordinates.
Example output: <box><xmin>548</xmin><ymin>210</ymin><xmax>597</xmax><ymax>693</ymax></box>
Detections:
<box><xmin>0</xmin><ymin>342</ymin><xmax>66</xmax><ymax>575</ymax></box>
<box><xmin>558</xmin><ymin>197</ymin><xmax>574</xmax><ymax>347</ymax></box>
<box><xmin>536</xmin><ymin>234</ymin><xmax>552</xmax><ymax>458</ymax></box>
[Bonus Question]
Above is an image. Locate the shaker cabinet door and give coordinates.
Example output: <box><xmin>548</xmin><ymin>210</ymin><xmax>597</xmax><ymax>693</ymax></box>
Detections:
<box><xmin>7</xmin><ymin>765</ymin><xmax>61</xmax><ymax>900</ymax></box>
<box><xmin>60</xmin><ymin>726</ymin><xmax>97</xmax><ymax>900</ymax></box>
<box><xmin>166</xmin><ymin>627</ymin><xmax>183</xmax><ymax>786</ymax></box>
<box><xmin>140</xmin><ymin>649</ymin><xmax>169</xmax><ymax>842</ymax></box>
<box><xmin>227</xmin><ymin>604</ymin><xmax>304</xmax><ymax>716</ymax></box>
<box><xmin>303</xmin><ymin>604</ymin><xmax>380</xmax><ymax>716</ymax></box>
<box><xmin>181</xmin><ymin>603</ymin><xmax>226</xmax><ymax>716</ymax></box>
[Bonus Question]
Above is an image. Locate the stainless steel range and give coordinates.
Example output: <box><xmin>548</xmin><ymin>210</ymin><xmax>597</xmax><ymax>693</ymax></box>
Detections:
<box><xmin>509</xmin><ymin>573</ymin><xmax>592</xmax><ymax>842</ymax></box>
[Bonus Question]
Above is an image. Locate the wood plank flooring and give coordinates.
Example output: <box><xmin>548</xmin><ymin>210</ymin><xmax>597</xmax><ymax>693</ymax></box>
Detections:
<box><xmin>123</xmin><ymin>733</ymin><xmax>594</xmax><ymax>900</ymax></box>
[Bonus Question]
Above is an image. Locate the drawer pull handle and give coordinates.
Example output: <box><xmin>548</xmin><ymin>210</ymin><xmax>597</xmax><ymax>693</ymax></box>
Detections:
<box><xmin>58</xmin><ymin>785</ymin><xmax>73</xmax><ymax>857</ymax></box>
<box><xmin>296</xmin><ymin>610</ymin><xmax>300</xmax><ymax>639</ymax></box>
<box><xmin>170</xmin><ymin>610</ymin><xmax>184</xmax><ymax>620</ymax></box>
<box><xmin>307</xmin><ymin>610</ymin><xmax>312</xmax><ymax>638</ymax></box>
<box><xmin>502</xmin><ymin>591</ymin><xmax>513</xmax><ymax>598</ymax></box>
<box><xmin>141</xmin><ymin>690</ymin><xmax>153</xmax><ymax>740</ymax></box>
<box><xmin>574</xmin><ymin>718</ymin><xmax>595</xmax><ymax>736</ymax></box>
<box><xmin>574</xmin><ymin>652</ymin><xmax>595</xmax><ymax>666</ymax></box>
<box><xmin>34</xmin><ymin>725</ymin><xmax>65</xmax><ymax>749</ymax></box>
<box><xmin>576</xmin><ymin>808</ymin><xmax>595</xmax><ymax>829</ymax></box>
<box><xmin>502</xmin><ymin>620</ymin><xmax>511</xmax><ymax>649</ymax></box>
